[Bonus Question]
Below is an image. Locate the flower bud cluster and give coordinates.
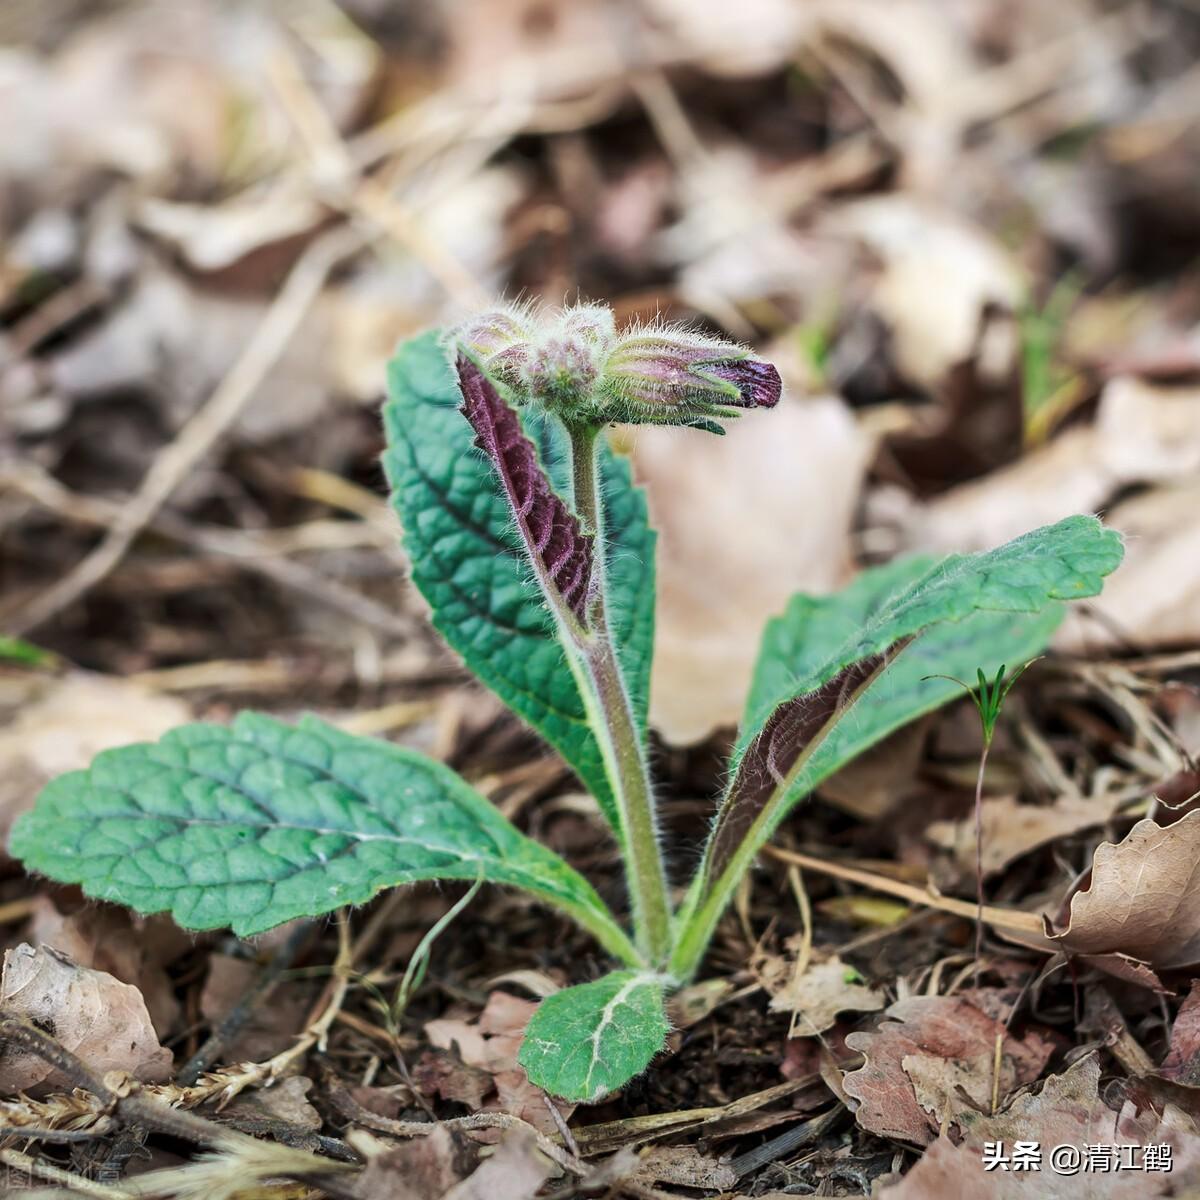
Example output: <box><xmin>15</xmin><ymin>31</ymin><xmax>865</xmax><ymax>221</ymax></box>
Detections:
<box><xmin>451</xmin><ymin>302</ymin><xmax>780</xmax><ymax>431</ymax></box>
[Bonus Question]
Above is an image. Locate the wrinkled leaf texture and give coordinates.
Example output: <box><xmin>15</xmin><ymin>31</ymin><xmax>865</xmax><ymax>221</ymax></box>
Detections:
<box><xmin>383</xmin><ymin>333</ymin><xmax>655</xmax><ymax>846</ymax></box>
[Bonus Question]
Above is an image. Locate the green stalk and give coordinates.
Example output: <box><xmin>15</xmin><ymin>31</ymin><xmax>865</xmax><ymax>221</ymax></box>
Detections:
<box><xmin>564</xmin><ymin>422</ymin><xmax>673</xmax><ymax>966</ymax></box>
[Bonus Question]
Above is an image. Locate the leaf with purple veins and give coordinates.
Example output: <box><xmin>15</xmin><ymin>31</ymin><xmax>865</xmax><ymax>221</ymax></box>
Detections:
<box><xmin>456</xmin><ymin>353</ymin><xmax>594</xmax><ymax>622</ymax></box>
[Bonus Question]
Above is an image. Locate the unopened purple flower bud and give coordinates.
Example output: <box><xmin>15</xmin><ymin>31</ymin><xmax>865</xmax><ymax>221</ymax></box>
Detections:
<box><xmin>450</xmin><ymin>308</ymin><xmax>533</xmax><ymax>392</ymax></box>
<box><xmin>599</xmin><ymin>329</ymin><xmax>781</xmax><ymax>430</ymax></box>
<box><xmin>703</xmin><ymin>357</ymin><xmax>783</xmax><ymax>410</ymax></box>
<box><xmin>449</xmin><ymin>303</ymin><xmax>780</xmax><ymax>434</ymax></box>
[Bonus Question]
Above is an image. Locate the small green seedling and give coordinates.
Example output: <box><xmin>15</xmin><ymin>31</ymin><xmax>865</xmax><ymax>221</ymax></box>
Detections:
<box><xmin>924</xmin><ymin>661</ymin><xmax>1037</xmax><ymax>973</ymax></box>
<box><xmin>10</xmin><ymin>303</ymin><xmax>1125</xmax><ymax>1102</ymax></box>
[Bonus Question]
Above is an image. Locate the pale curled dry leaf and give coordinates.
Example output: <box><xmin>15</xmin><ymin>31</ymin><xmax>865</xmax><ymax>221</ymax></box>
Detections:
<box><xmin>842</xmin><ymin>989</ymin><xmax>1055</xmax><ymax>1145</ymax></box>
<box><xmin>0</xmin><ymin>943</ymin><xmax>172</xmax><ymax>1093</ymax></box>
<box><xmin>880</xmin><ymin>1055</ymin><xmax>1200</xmax><ymax>1198</ymax></box>
<box><xmin>926</xmin><ymin>791</ymin><xmax>1119</xmax><ymax>878</ymax></box>
<box><xmin>26</xmin><ymin>896</ymin><xmax>185</xmax><ymax>1040</ymax></box>
<box><xmin>1047</xmin><ymin>812</ymin><xmax>1200</xmax><ymax>972</ymax></box>
<box><xmin>766</xmin><ymin>952</ymin><xmax>886</xmax><ymax>1037</ymax></box>
<box><xmin>635</xmin><ymin>392</ymin><xmax>872</xmax><ymax>744</ymax></box>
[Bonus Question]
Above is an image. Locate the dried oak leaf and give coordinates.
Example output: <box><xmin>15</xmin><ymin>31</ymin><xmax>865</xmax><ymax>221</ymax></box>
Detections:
<box><xmin>843</xmin><ymin>989</ymin><xmax>1055</xmax><ymax>1145</ymax></box>
<box><xmin>880</xmin><ymin>1055</ymin><xmax>1200</xmax><ymax>1198</ymax></box>
<box><xmin>1046</xmin><ymin>812</ymin><xmax>1200</xmax><ymax>974</ymax></box>
<box><xmin>0</xmin><ymin>943</ymin><xmax>172</xmax><ymax>1094</ymax></box>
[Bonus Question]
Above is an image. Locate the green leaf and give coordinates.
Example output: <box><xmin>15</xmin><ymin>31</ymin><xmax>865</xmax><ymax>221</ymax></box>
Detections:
<box><xmin>382</xmin><ymin>333</ymin><xmax>655</xmax><ymax>844</ymax></box>
<box><xmin>671</xmin><ymin>517</ymin><xmax>1123</xmax><ymax>978</ymax></box>
<box><xmin>518</xmin><ymin>970</ymin><xmax>669</xmax><ymax>1101</ymax></box>
<box><xmin>741</xmin><ymin>515</ymin><xmax>1122</xmax><ymax>747</ymax></box>
<box><xmin>9</xmin><ymin>713</ymin><xmax>638</xmax><ymax>962</ymax></box>
<box><xmin>745</xmin><ymin>557</ymin><xmax>1065</xmax><ymax>832</ymax></box>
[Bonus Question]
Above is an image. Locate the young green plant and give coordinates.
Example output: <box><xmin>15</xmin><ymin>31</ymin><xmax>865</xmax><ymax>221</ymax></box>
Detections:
<box><xmin>924</xmin><ymin>661</ymin><xmax>1037</xmax><ymax>975</ymax></box>
<box><xmin>10</xmin><ymin>303</ymin><xmax>1125</xmax><ymax>1103</ymax></box>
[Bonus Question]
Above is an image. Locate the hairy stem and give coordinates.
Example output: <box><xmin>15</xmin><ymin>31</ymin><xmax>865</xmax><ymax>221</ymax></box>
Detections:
<box><xmin>565</xmin><ymin>422</ymin><xmax>672</xmax><ymax>965</ymax></box>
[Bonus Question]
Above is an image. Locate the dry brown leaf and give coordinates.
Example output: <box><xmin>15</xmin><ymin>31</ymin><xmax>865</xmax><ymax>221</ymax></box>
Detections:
<box><xmin>443</xmin><ymin>1129</ymin><xmax>554</xmax><ymax>1200</ymax></box>
<box><xmin>1047</xmin><ymin>812</ymin><xmax>1200</xmax><ymax>972</ymax></box>
<box><xmin>443</xmin><ymin>0</ymin><xmax>621</xmax><ymax>100</ymax></box>
<box><xmin>843</xmin><ymin>989</ymin><xmax>1055</xmax><ymax>1145</ymax></box>
<box><xmin>1085</xmin><ymin>481</ymin><xmax>1200</xmax><ymax>648</ymax></box>
<box><xmin>818</xmin><ymin>722</ymin><xmax>928</xmax><ymax>821</ymax></box>
<box><xmin>199</xmin><ymin>952</ymin><xmax>315</xmax><ymax>1063</ymax></box>
<box><xmin>926</xmin><ymin>792</ymin><xmax>1119</xmax><ymax>878</ymax></box>
<box><xmin>886</xmin><ymin>377</ymin><xmax>1200</xmax><ymax>649</ymax></box>
<box><xmin>891</xmin><ymin>377</ymin><xmax>1200</xmax><ymax>548</ymax></box>
<box><xmin>26</xmin><ymin>897</ymin><xmax>184</xmax><ymax>1040</ymax></box>
<box><xmin>631</xmin><ymin>1146</ymin><xmax>738</xmax><ymax>1191</ymax></box>
<box><xmin>414</xmin><ymin>1048</ymin><xmax>494</xmax><ymax>1110</ymax></box>
<box><xmin>0</xmin><ymin>672</ymin><xmax>190</xmax><ymax>847</ymax></box>
<box><xmin>876</xmin><ymin>424</ymin><xmax>1108</xmax><ymax>556</ymax></box>
<box><xmin>0</xmin><ymin>943</ymin><xmax>172</xmax><ymax>1094</ymax></box>
<box><xmin>224</xmin><ymin>1075</ymin><xmax>322</xmax><ymax>1131</ymax></box>
<box><xmin>1160</xmin><ymin>981</ymin><xmax>1200</xmax><ymax>1089</ymax></box>
<box><xmin>767</xmin><ymin>955</ymin><xmax>886</xmax><ymax>1037</ymax></box>
<box><xmin>425</xmin><ymin>991</ymin><xmax>573</xmax><ymax>1135</ymax></box>
<box><xmin>0</xmin><ymin>1</ymin><xmax>376</xmax><ymax>203</ymax></box>
<box><xmin>634</xmin><ymin>392</ymin><xmax>871</xmax><ymax>744</ymax></box>
<box><xmin>643</xmin><ymin>0</ymin><xmax>803</xmax><ymax>76</ymax></box>
<box><xmin>352</xmin><ymin>1124</ymin><xmax>475</xmax><ymax>1200</ymax></box>
<box><xmin>880</xmin><ymin>1055</ymin><xmax>1200</xmax><ymax>1198</ymax></box>
<box><xmin>135</xmin><ymin>189</ymin><xmax>328</xmax><ymax>274</ymax></box>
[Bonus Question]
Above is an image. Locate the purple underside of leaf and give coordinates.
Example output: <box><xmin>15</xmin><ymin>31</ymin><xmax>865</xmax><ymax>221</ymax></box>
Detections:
<box><xmin>456</xmin><ymin>353</ymin><xmax>593</xmax><ymax>619</ymax></box>
<box><xmin>704</xmin><ymin>640</ymin><xmax>913</xmax><ymax>887</ymax></box>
